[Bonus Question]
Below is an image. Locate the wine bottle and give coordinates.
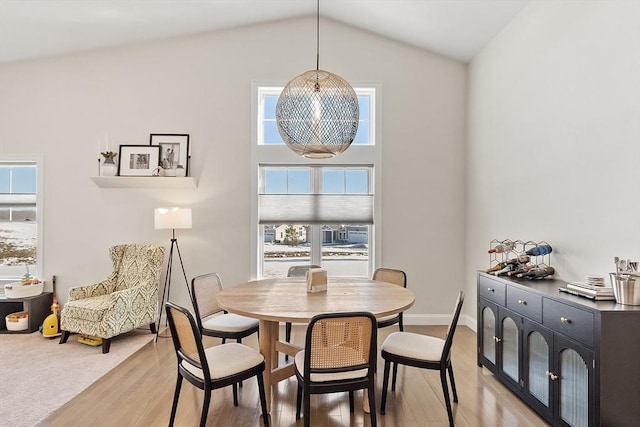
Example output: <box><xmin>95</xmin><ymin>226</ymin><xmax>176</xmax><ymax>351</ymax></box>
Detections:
<box><xmin>507</xmin><ymin>263</ymin><xmax>534</xmax><ymax>276</ymax></box>
<box><xmin>493</xmin><ymin>264</ymin><xmax>514</xmax><ymax>276</ymax></box>
<box><xmin>517</xmin><ymin>265</ymin><xmax>555</xmax><ymax>279</ymax></box>
<box><xmin>488</xmin><ymin>241</ymin><xmax>515</xmax><ymax>254</ymax></box>
<box><xmin>485</xmin><ymin>262</ymin><xmax>508</xmax><ymax>273</ymax></box>
<box><xmin>506</xmin><ymin>255</ymin><xmax>530</xmax><ymax>265</ymax></box>
<box><xmin>525</xmin><ymin>244</ymin><xmax>553</xmax><ymax>256</ymax></box>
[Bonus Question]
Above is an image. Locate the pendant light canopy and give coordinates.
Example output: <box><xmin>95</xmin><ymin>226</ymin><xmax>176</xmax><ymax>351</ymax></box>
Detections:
<box><xmin>275</xmin><ymin>0</ymin><xmax>359</xmax><ymax>159</ymax></box>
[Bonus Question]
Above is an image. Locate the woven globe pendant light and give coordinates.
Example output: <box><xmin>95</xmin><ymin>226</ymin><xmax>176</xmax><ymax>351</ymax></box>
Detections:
<box><xmin>276</xmin><ymin>1</ymin><xmax>359</xmax><ymax>159</ymax></box>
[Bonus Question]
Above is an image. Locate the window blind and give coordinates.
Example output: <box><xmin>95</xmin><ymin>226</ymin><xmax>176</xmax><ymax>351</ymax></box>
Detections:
<box><xmin>259</xmin><ymin>194</ymin><xmax>373</xmax><ymax>224</ymax></box>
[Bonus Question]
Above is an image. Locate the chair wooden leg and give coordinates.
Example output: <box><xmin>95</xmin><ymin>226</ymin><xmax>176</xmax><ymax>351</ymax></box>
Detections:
<box><xmin>200</xmin><ymin>387</ymin><xmax>211</xmax><ymax>427</ymax></box>
<box><xmin>232</xmin><ymin>382</ymin><xmax>238</xmax><ymax>406</ymax></box>
<box><xmin>150</xmin><ymin>322</ymin><xmax>157</xmax><ymax>334</ymax></box>
<box><xmin>391</xmin><ymin>362</ymin><xmax>399</xmax><ymax>391</ymax></box>
<box><xmin>380</xmin><ymin>359</ymin><xmax>391</xmax><ymax>415</ymax></box>
<box><xmin>285</xmin><ymin>322</ymin><xmax>292</xmax><ymax>361</ymax></box>
<box><xmin>236</xmin><ymin>338</ymin><xmax>243</xmax><ymax>387</ymax></box>
<box><xmin>256</xmin><ymin>372</ymin><xmax>269</xmax><ymax>426</ymax></box>
<box><xmin>296</xmin><ymin>383</ymin><xmax>302</xmax><ymax>420</ymax></box>
<box><xmin>448</xmin><ymin>363</ymin><xmax>458</xmax><ymax>402</ymax></box>
<box><xmin>440</xmin><ymin>368</ymin><xmax>455</xmax><ymax>427</ymax></box>
<box><xmin>169</xmin><ymin>374</ymin><xmax>183</xmax><ymax>427</ymax></box>
<box><xmin>349</xmin><ymin>391</ymin><xmax>354</xmax><ymax>413</ymax></box>
<box><xmin>398</xmin><ymin>313</ymin><xmax>404</xmax><ymax>332</ymax></box>
<box><xmin>101</xmin><ymin>338</ymin><xmax>111</xmax><ymax>354</ymax></box>
<box><xmin>303</xmin><ymin>386</ymin><xmax>311</xmax><ymax>427</ymax></box>
<box><xmin>368</xmin><ymin>379</ymin><xmax>377</xmax><ymax>427</ymax></box>
<box><xmin>59</xmin><ymin>330</ymin><xmax>70</xmax><ymax>344</ymax></box>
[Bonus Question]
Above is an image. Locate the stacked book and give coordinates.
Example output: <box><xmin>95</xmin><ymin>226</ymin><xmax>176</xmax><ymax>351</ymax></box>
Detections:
<box><xmin>560</xmin><ymin>276</ymin><xmax>615</xmax><ymax>300</ymax></box>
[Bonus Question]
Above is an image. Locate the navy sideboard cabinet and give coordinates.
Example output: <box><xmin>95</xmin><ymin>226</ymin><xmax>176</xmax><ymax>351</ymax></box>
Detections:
<box><xmin>477</xmin><ymin>272</ymin><xmax>640</xmax><ymax>427</ymax></box>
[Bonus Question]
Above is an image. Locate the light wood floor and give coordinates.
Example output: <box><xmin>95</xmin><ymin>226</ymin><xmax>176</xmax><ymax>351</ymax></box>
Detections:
<box><xmin>39</xmin><ymin>325</ymin><xmax>549</xmax><ymax>427</ymax></box>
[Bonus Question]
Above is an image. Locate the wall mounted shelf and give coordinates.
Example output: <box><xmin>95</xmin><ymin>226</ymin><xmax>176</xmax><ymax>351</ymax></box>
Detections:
<box><xmin>91</xmin><ymin>176</ymin><xmax>197</xmax><ymax>189</ymax></box>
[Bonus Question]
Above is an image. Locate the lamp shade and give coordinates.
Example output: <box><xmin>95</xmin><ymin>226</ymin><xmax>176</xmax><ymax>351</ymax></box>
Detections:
<box><xmin>154</xmin><ymin>207</ymin><xmax>192</xmax><ymax>230</ymax></box>
<box><xmin>276</xmin><ymin>69</ymin><xmax>359</xmax><ymax>159</ymax></box>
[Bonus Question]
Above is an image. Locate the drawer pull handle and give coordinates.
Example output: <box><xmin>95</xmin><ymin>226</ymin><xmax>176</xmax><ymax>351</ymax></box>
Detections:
<box><xmin>487</xmin><ymin>287</ymin><xmax>494</xmax><ymax>292</ymax></box>
<box><xmin>518</xmin><ymin>299</ymin><xmax>526</xmax><ymax>305</ymax></box>
<box><xmin>545</xmin><ymin>371</ymin><xmax>559</xmax><ymax>381</ymax></box>
<box><xmin>560</xmin><ymin>317</ymin><xmax>570</xmax><ymax>324</ymax></box>
<box><xmin>493</xmin><ymin>336</ymin><xmax>502</xmax><ymax>343</ymax></box>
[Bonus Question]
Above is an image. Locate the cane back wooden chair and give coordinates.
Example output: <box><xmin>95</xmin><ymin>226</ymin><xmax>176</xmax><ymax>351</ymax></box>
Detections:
<box><xmin>372</xmin><ymin>268</ymin><xmax>407</xmax><ymax>331</ymax></box>
<box><xmin>295</xmin><ymin>311</ymin><xmax>378</xmax><ymax>427</ymax></box>
<box><xmin>165</xmin><ymin>302</ymin><xmax>269</xmax><ymax>427</ymax></box>
<box><xmin>191</xmin><ymin>273</ymin><xmax>259</xmax><ymax>344</ymax></box>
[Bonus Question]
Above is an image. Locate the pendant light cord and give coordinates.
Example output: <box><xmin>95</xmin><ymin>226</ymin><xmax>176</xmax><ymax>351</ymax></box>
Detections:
<box><xmin>316</xmin><ymin>0</ymin><xmax>320</xmax><ymax>71</ymax></box>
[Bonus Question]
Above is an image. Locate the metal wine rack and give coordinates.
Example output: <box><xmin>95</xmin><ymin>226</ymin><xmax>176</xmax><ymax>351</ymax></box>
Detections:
<box><xmin>488</xmin><ymin>239</ymin><xmax>552</xmax><ymax>270</ymax></box>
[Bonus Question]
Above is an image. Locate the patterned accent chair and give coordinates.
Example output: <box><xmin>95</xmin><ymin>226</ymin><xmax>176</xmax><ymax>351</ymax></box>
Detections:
<box><xmin>59</xmin><ymin>244</ymin><xmax>165</xmax><ymax>353</ymax></box>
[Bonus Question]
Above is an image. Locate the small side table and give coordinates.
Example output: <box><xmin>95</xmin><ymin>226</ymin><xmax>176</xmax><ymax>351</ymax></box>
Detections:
<box><xmin>0</xmin><ymin>292</ymin><xmax>52</xmax><ymax>333</ymax></box>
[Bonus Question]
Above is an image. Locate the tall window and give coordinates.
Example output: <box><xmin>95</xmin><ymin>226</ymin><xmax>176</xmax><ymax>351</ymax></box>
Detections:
<box><xmin>252</xmin><ymin>83</ymin><xmax>380</xmax><ymax>279</ymax></box>
<box><xmin>0</xmin><ymin>159</ymin><xmax>42</xmax><ymax>281</ymax></box>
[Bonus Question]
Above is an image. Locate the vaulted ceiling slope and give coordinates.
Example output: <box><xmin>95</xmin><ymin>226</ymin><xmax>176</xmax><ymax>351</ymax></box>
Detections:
<box><xmin>0</xmin><ymin>0</ymin><xmax>529</xmax><ymax>64</ymax></box>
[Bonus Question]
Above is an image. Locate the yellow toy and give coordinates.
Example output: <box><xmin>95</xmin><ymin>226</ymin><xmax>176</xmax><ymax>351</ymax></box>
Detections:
<box><xmin>78</xmin><ymin>335</ymin><xmax>103</xmax><ymax>346</ymax></box>
<box><xmin>42</xmin><ymin>275</ymin><xmax>61</xmax><ymax>338</ymax></box>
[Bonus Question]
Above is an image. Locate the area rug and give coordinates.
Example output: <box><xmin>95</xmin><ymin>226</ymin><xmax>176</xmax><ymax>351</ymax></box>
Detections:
<box><xmin>0</xmin><ymin>328</ymin><xmax>155</xmax><ymax>427</ymax></box>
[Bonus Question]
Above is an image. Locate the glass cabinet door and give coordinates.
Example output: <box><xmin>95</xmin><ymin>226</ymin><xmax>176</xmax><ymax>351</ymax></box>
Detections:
<box><xmin>523</xmin><ymin>318</ymin><xmax>554</xmax><ymax>423</ymax></box>
<box><xmin>527</xmin><ymin>330</ymin><xmax>550</xmax><ymax>406</ymax></box>
<box><xmin>558</xmin><ymin>346</ymin><xmax>591</xmax><ymax>427</ymax></box>
<box><xmin>481</xmin><ymin>303</ymin><xmax>497</xmax><ymax>364</ymax></box>
<box><xmin>501</xmin><ymin>314</ymin><xmax>519</xmax><ymax>383</ymax></box>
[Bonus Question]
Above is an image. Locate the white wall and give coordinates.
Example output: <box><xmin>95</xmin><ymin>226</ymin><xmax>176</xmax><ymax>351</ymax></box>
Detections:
<box><xmin>0</xmin><ymin>18</ymin><xmax>467</xmax><ymax>318</ymax></box>
<box><xmin>465</xmin><ymin>0</ymin><xmax>640</xmax><ymax>323</ymax></box>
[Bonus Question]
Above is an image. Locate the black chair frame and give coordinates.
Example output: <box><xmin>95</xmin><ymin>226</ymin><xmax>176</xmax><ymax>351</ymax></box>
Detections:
<box><xmin>191</xmin><ymin>273</ymin><xmax>259</xmax><ymax>343</ymax></box>
<box><xmin>380</xmin><ymin>291</ymin><xmax>464</xmax><ymax>427</ymax></box>
<box><xmin>165</xmin><ymin>302</ymin><xmax>269</xmax><ymax>427</ymax></box>
<box><xmin>295</xmin><ymin>311</ymin><xmax>378</xmax><ymax>427</ymax></box>
<box><xmin>372</xmin><ymin>268</ymin><xmax>407</xmax><ymax>331</ymax></box>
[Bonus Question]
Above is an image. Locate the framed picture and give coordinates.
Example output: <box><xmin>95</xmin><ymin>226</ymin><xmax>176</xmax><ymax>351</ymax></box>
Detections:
<box><xmin>118</xmin><ymin>145</ymin><xmax>161</xmax><ymax>176</ymax></box>
<box><xmin>149</xmin><ymin>134</ymin><xmax>190</xmax><ymax>176</ymax></box>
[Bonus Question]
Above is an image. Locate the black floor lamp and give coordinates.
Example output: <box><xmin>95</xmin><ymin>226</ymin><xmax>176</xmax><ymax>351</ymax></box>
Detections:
<box><xmin>154</xmin><ymin>207</ymin><xmax>192</xmax><ymax>341</ymax></box>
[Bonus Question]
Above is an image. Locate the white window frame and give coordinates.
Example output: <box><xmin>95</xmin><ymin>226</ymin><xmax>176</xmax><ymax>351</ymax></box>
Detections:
<box><xmin>251</xmin><ymin>81</ymin><xmax>382</xmax><ymax>279</ymax></box>
<box><xmin>0</xmin><ymin>155</ymin><xmax>44</xmax><ymax>281</ymax></box>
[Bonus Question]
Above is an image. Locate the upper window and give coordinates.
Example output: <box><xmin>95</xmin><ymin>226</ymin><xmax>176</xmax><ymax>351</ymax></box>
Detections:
<box><xmin>0</xmin><ymin>159</ymin><xmax>42</xmax><ymax>281</ymax></box>
<box><xmin>258</xmin><ymin>87</ymin><xmax>375</xmax><ymax>146</ymax></box>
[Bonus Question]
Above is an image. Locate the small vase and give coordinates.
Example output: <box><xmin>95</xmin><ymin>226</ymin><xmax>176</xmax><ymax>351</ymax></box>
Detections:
<box><xmin>100</xmin><ymin>158</ymin><xmax>118</xmax><ymax>176</ymax></box>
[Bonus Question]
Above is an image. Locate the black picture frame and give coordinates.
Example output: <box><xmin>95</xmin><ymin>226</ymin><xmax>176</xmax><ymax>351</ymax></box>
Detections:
<box><xmin>149</xmin><ymin>134</ymin><xmax>190</xmax><ymax>176</ymax></box>
<box><xmin>118</xmin><ymin>145</ymin><xmax>161</xmax><ymax>176</ymax></box>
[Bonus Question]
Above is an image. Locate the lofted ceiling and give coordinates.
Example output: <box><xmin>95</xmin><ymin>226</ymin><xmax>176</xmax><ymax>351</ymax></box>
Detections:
<box><xmin>0</xmin><ymin>0</ymin><xmax>529</xmax><ymax>64</ymax></box>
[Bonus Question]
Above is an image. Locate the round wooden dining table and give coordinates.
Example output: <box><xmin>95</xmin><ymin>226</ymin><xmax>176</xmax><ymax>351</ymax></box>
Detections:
<box><xmin>216</xmin><ymin>277</ymin><xmax>415</xmax><ymax>412</ymax></box>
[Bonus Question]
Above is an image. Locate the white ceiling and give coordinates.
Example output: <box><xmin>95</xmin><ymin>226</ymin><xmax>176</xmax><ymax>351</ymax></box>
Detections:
<box><xmin>0</xmin><ymin>0</ymin><xmax>530</xmax><ymax>64</ymax></box>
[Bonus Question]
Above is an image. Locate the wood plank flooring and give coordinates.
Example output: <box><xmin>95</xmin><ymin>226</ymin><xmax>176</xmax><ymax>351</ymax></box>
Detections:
<box><xmin>39</xmin><ymin>325</ymin><xmax>549</xmax><ymax>427</ymax></box>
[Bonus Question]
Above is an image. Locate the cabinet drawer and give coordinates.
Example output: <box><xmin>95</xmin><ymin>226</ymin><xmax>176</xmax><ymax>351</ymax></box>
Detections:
<box><xmin>507</xmin><ymin>286</ymin><xmax>542</xmax><ymax>322</ymax></box>
<box><xmin>543</xmin><ymin>299</ymin><xmax>594</xmax><ymax>347</ymax></box>
<box><xmin>478</xmin><ymin>274</ymin><xmax>506</xmax><ymax>305</ymax></box>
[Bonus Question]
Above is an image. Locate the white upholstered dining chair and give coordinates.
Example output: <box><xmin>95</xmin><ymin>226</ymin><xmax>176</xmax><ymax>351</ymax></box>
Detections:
<box><xmin>372</xmin><ymin>267</ymin><xmax>407</xmax><ymax>331</ymax></box>
<box><xmin>380</xmin><ymin>291</ymin><xmax>464</xmax><ymax>427</ymax></box>
<box><xmin>190</xmin><ymin>272</ymin><xmax>259</xmax><ymax>344</ymax></box>
<box><xmin>295</xmin><ymin>311</ymin><xmax>378</xmax><ymax>427</ymax></box>
<box><xmin>165</xmin><ymin>301</ymin><xmax>269</xmax><ymax>426</ymax></box>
